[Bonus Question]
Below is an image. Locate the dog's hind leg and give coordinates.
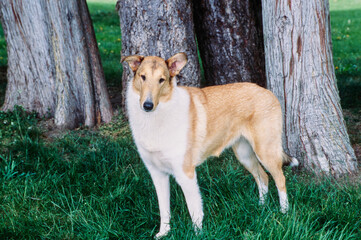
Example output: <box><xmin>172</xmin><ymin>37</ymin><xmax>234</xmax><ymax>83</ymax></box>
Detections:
<box><xmin>232</xmin><ymin>138</ymin><xmax>269</xmax><ymax>205</ymax></box>
<box><xmin>253</xmin><ymin>142</ymin><xmax>289</xmax><ymax>213</ymax></box>
<box><xmin>174</xmin><ymin>169</ymin><xmax>204</xmax><ymax>234</ymax></box>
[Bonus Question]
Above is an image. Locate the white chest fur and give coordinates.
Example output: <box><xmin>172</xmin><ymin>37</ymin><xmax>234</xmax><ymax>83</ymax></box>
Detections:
<box><xmin>127</xmin><ymin>83</ymin><xmax>190</xmax><ymax>173</ymax></box>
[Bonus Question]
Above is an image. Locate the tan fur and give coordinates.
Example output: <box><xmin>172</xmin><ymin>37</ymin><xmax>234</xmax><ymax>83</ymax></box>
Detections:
<box><xmin>125</xmin><ymin>56</ymin><xmax>173</xmax><ymax>111</ymax></box>
<box><xmin>183</xmin><ymin>82</ymin><xmax>288</xmax><ymax>201</ymax></box>
<box><xmin>183</xmin><ymin>83</ymin><xmax>283</xmax><ymax>162</ymax></box>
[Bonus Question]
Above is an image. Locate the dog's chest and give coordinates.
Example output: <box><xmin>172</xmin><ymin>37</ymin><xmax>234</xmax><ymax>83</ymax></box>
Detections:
<box><xmin>133</xmin><ymin>114</ymin><xmax>187</xmax><ymax>153</ymax></box>
<box><xmin>127</xmin><ymin>87</ymin><xmax>190</xmax><ymax>170</ymax></box>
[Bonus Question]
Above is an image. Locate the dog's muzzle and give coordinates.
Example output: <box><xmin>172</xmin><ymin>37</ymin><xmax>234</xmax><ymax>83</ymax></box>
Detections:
<box><xmin>143</xmin><ymin>101</ymin><xmax>154</xmax><ymax>112</ymax></box>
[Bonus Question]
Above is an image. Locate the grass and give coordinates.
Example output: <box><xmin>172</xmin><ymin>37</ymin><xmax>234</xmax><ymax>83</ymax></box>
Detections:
<box><xmin>87</xmin><ymin>0</ymin><xmax>122</xmax><ymax>87</ymax></box>
<box><xmin>0</xmin><ymin>107</ymin><xmax>360</xmax><ymax>239</ymax></box>
<box><xmin>330</xmin><ymin>0</ymin><xmax>361</xmax><ymax>108</ymax></box>
<box><xmin>0</xmin><ymin>0</ymin><xmax>360</xmax><ymax>239</ymax></box>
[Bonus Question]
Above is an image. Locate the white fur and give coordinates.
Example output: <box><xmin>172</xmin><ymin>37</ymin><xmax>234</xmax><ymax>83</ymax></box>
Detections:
<box><xmin>233</xmin><ymin>138</ymin><xmax>269</xmax><ymax>205</ymax></box>
<box><xmin>278</xmin><ymin>190</ymin><xmax>289</xmax><ymax>213</ymax></box>
<box><xmin>290</xmin><ymin>157</ymin><xmax>299</xmax><ymax>167</ymax></box>
<box><xmin>258</xmin><ymin>180</ymin><xmax>269</xmax><ymax>205</ymax></box>
<box><xmin>127</xmin><ymin>81</ymin><xmax>204</xmax><ymax>237</ymax></box>
<box><xmin>127</xmin><ymin>81</ymin><xmax>189</xmax><ymax>174</ymax></box>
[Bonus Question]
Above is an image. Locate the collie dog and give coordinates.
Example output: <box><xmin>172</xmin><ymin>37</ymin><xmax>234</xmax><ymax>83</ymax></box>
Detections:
<box><xmin>122</xmin><ymin>53</ymin><xmax>298</xmax><ymax>238</ymax></box>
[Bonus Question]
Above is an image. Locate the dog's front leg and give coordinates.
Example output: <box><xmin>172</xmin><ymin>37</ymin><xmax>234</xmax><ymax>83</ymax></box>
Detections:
<box><xmin>174</xmin><ymin>170</ymin><xmax>204</xmax><ymax>234</ymax></box>
<box><xmin>146</xmin><ymin>165</ymin><xmax>171</xmax><ymax>238</ymax></box>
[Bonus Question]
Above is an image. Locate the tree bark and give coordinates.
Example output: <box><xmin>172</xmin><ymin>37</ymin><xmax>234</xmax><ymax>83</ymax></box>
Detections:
<box><xmin>193</xmin><ymin>0</ymin><xmax>266</xmax><ymax>87</ymax></box>
<box><xmin>0</xmin><ymin>0</ymin><xmax>112</xmax><ymax>129</ymax></box>
<box><xmin>262</xmin><ymin>0</ymin><xmax>357</xmax><ymax>176</ymax></box>
<box><xmin>116</xmin><ymin>0</ymin><xmax>201</xmax><ymax>112</ymax></box>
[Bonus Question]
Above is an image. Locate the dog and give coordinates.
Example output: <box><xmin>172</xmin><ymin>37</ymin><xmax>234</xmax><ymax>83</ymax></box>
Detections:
<box><xmin>122</xmin><ymin>52</ymin><xmax>298</xmax><ymax>238</ymax></box>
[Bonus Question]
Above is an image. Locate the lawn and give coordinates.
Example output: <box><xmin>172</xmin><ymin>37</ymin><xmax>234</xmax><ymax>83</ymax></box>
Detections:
<box><xmin>0</xmin><ymin>0</ymin><xmax>360</xmax><ymax>239</ymax></box>
<box><xmin>87</xmin><ymin>0</ymin><xmax>122</xmax><ymax>87</ymax></box>
<box><xmin>1</xmin><ymin>107</ymin><xmax>360</xmax><ymax>239</ymax></box>
<box><xmin>330</xmin><ymin>0</ymin><xmax>361</xmax><ymax>108</ymax></box>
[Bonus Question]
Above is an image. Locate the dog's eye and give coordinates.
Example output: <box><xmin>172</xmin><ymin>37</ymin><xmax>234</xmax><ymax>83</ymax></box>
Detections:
<box><xmin>159</xmin><ymin>78</ymin><xmax>165</xmax><ymax>84</ymax></box>
<box><xmin>141</xmin><ymin>75</ymin><xmax>146</xmax><ymax>81</ymax></box>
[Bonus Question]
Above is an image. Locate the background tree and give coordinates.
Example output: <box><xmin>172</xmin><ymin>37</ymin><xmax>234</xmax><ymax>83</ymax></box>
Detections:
<box><xmin>262</xmin><ymin>0</ymin><xmax>357</xmax><ymax>176</ymax></box>
<box><xmin>0</xmin><ymin>0</ymin><xmax>112</xmax><ymax>129</ymax></box>
<box><xmin>193</xmin><ymin>0</ymin><xmax>266</xmax><ymax>87</ymax></box>
<box><xmin>116</xmin><ymin>0</ymin><xmax>201</xmax><ymax>110</ymax></box>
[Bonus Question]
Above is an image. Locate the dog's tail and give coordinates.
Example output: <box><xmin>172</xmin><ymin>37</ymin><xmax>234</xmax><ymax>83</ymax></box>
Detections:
<box><xmin>282</xmin><ymin>152</ymin><xmax>299</xmax><ymax>167</ymax></box>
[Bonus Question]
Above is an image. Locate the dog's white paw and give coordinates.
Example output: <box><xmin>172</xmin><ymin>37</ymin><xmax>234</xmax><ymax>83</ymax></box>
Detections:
<box><xmin>259</xmin><ymin>197</ymin><xmax>266</xmax><ymax>206</ymax></box>
<box><xmin>193</xmin><ymin>219</ymin><xmax>203</xmax><ymax>236</ymax></box>
<box><xmin>155</xmin><ymin>225</ymin><xmax>170</xmax><ymax>239</ymax></box>
<box><xmin>280</xmin><ymin>204</ymin><xmax>289</xmax><ymax>214</ymax></box>
<box><xmin>194</xmin><ymin>225</ymin><xmax>202</xmax><ymax>236</ymax></box>
<box><xmin>280</xmin><ymin>198</ymin><xmax>289</xmax><ymax>214</ymax></box>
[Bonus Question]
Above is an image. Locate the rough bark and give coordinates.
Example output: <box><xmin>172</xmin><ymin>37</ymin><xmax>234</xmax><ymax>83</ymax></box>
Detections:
<box><xmin>0</xmin><ymin>0</ymin><xmax>112</xmax><ymax>129</ymax></box>
<box><xmin>116</xmin><ymin>0</ymin><xmax>201</xmax><ymax>111</ymax></box>
<box><xmin>193</xmin><ymin>0</ymin><xmax>266</xmax><ymax>87</ymax></box>
<box><xmin>262</xmin><ymin>0</ymin><xmax>357</xmax><ymax>176</ymax></box>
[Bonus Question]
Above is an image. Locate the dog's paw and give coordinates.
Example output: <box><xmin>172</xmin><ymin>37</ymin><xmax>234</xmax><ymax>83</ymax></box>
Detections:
<box><xmin>193</xmin><ymin>221</ymin><xmax>203</xmax><ymax>236</ymax></box>
<box><xmin>259</xmin><ymin>196</ymin><xmax>266</xmax><ymax>206</ymax></box>
<box><xmin>155</xmin><ymin>226</ymin><xmax>170</xmax><ymax>239</ymax></box>
<box><xmin>280</xmin><ymin>200</ymin><xmax>289</xmax><ymax>214</ymax></box>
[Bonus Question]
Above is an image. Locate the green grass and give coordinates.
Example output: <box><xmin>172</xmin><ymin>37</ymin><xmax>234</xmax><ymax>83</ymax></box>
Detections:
<box><xmin>330</xmin><ymin>0</ymin><xmax>361</xmax><ymax>11</ymax></box>
<box><xmin>330</xmin><ymin>0</ymin><xmax>361</xmax><ymax>108</ymax></box>
<box><xmin>87</xmin><ymin>0</ymin><xmax>122</xmax><ymax>87</ymax></box>
<box><xmin>0</xmin><ymin>1</ymin><xmax>360</xmax><ymax>239</ymax></box>
<box><xmin>0</xmin><ymin>107</ymin><xmax>360</xmax><ymax>239</ymax></box>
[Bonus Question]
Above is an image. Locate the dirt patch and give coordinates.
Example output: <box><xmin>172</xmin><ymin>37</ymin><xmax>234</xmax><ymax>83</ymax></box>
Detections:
<box><xmin>38</xmin><ymin>118</ymin><xmax>65</xmax><ymax>142</ymax></box>
<box><xmin>107</xmin><ymin>85</ymin><xmax>123</xmax><ymax>110</ymax></box>
<box><xmin>0</xmin><ymin>66</ymin><xmax>6</xmax><ymax>81</ymax></box>
<box><xmin>0</xmin><ymin>66</ymin><xmax>7</xmax><ymax>106</ymax></box>
<box><xmin>343</xmin><ymin>109</ymin><xmax>361</xmax><ymax>161</ymax></box>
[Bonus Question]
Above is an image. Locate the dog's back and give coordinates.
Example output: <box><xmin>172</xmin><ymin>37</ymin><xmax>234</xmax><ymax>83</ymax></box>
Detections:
<box><xmin>183</xmin><ymin>82</ymin><xmax>283</xmax><ymax>164</ymax></box>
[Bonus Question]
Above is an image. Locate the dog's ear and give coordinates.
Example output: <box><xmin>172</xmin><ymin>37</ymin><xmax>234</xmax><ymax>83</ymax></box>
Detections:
<box><xmin>166</xmin><ymin>52</ymin><xmax>188</xmax><ymax>77</ymax></box>
<box><xmin>121</xmin><ymin>55</ymin><xmax>144</xmax><ymax>72</ymax></box>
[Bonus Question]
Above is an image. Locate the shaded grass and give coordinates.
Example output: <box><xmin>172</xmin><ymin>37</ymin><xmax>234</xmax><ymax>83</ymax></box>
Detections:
<box><xmin>0</xmin><ymin>66</ymin><xmax>6</xmax><ymax>107</ymax></box>
<box><xmin>0</xmin><ymin>25</ymin><xmax>6</xmax><ymax>67</ymax></box>
<box><xmin>0</xmin><ymin>108</ymin><xmax>360</xmax><ymax>239</ymax></box>
<box><xmin>87</xmin><ymin>0</ymin><xmax>122</xmax><ymax>87</ymax></box>
<box><xmin>331</xmin><ymin>6</ymin><xmax>361</xmax><ymax>108</ymax></box>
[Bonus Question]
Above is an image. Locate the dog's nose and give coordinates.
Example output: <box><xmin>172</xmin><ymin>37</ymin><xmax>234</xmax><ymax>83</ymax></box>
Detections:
<box><xmin>143</xmin><ymin>101</ymin><xmax>154</xmax><ymax>112</ymax></box>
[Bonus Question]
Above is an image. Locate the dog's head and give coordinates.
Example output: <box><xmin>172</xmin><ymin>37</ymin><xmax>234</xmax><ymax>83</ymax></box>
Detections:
<box><xmin>122</xmin><ymin>53</ymin><xmax>187</xmax><ymax>112</ymax></box>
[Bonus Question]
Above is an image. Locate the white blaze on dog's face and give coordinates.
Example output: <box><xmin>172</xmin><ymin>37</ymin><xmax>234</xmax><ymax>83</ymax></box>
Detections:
<box><xmin>122</xmin><ymin>53</ymin><xmax>187</xmax><ymax>112</ymax></box>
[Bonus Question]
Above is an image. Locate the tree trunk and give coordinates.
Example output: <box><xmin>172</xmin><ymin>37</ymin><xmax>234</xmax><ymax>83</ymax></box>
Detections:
<box><xmin>116</xmin><ymin>0</ymin><xmax>201</xmax><ymax>112</ymax></box>
<box><xmin>262</xmin><ymin>0</ymin><xmax>358</xmax><ymax>176</ymax></box>
<box><xmin>0</xmin><ymin>0</ymin><xmax>112</xmax><ymax>129</ymax></box>
<box><xmin>193</xmin><ymin>0</ymin><xmax>266</xmax><ymax>87</ymax></box>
